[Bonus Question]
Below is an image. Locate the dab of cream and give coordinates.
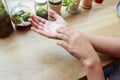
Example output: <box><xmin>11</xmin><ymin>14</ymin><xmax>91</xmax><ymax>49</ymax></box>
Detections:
<box><xmin>44</xmin><ymin>22</ymin><xmax>66</xmax><ymax>35</ymax></box>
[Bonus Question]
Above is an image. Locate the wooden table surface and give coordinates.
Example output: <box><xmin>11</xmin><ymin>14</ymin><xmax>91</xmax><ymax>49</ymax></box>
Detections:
<box><xmin>0</xmin><ymin>0</ymin><xmax>120</xmax><ymax>80</ymax></box>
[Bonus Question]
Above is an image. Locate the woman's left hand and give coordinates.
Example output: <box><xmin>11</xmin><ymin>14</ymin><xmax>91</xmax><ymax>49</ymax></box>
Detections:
<box><xmin>29</xmin><ymin>9</ymin><xmax>67</xmax><ymax>39</ymax></box>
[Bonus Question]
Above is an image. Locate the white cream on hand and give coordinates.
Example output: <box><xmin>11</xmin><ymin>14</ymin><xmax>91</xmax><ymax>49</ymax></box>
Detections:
<box><xmin>44</xmin><ymin>22</ymin><xmax>66</xmax><ymax>35</ymax></box>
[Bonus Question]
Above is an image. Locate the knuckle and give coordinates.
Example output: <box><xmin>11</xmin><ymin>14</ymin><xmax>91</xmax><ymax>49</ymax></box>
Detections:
<box><xmin>61</xmin><ymin>34</ymin><xmax>64</xmax><ymax>38</ymax></box>
<box><xmin>68</xmin><ymin>46</ymin><xmax>75</xmax><ymax>53</ymax></box>
<box><xmin>72</xmin><ymin>34</ymin><xmax>80</xmax><ymax>40</ymax></box>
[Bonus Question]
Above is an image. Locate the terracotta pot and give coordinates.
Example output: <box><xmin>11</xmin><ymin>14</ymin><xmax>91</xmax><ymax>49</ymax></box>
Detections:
<box><xmin>80</xmin><ymin>0</ymin><xmax>93</xmax><ymax>9</ymax></box>
<box><xmin>70</xmin><ymin>0</ymin><xmax>80</xmax><ymax>10</ymax></box>
<box><xmin>48</xmin><ymin>0</ymin><xmax>62</xmax><ymax>15</ymax></box>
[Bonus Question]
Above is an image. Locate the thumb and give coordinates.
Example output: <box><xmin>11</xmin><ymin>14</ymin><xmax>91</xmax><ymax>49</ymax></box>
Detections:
<box><xmin>57</xmin><ymin>41</ymin><xmax>69</xmax><ymax>50</ymax></box>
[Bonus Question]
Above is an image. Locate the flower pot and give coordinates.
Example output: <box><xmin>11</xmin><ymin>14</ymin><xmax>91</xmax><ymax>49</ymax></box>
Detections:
<box><xmin>0</xmin><ymin>0</ymin><xmax>14</xmax><ymax>38</ymax></box>
<box><xmin>48</xmin><ymin>0</ymin><xmax>62</xmax><ymax>15</ymax></box>
<box><xmin>67</xmin><ymin>0</ymin><xmax>80</xmax><ymax>14</ymax></box>
<box><xmin>10</xmin><ymin>5</ymin><xmax>32</xmax><ymax>31</ymax></box>
<box><xmin>80</xmin><ymin>0</ymin><xmax>93</xmax><ymax>9</ymax></box>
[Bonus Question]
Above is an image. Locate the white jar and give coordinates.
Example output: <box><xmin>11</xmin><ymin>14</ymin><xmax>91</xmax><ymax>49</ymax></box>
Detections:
<box><xmin>35</xmin><ymin>0</ymin><xmax>48</xmax><ymax>19</ymax></box>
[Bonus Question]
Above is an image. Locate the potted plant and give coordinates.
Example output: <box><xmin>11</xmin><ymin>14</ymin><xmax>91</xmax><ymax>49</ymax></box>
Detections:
<box><xmin>11</xmin><ymin>9</ymin><xmax>31</xmax><ymax>31</ymax></box>
<box><xmin>0</xmin><ymin>0</ymin><xmax>14</xmax><ymax>38</ymax></box>
<box><xmin>63</xmin><ymin>0</ymin><xmax>80</xmax><ymax>14</ymax></box>
<box><xmin>36</xmin><ymin>7</ymin><xmax>48</xmax><ymax>19</ymax></box>
<box><xmin>35</xmin><ymin>0</ymin><xmax>48</xmax><ymax>20</ymax></box>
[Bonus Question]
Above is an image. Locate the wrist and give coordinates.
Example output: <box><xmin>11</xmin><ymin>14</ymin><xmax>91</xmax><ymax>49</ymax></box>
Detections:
<box><xmin>82</xmin><ymin>55</ymin><xmax>104</xmax><ymax>80</ymax></box>
<box><xmin>82</xmin><ymin>54</ymin><xmax>101</xmax><ymax>68</ymax></box>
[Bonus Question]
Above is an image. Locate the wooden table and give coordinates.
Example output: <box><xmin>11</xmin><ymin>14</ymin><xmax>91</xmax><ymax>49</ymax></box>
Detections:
<box><xmin>0</xmin><ymin>0</ymin><xmax>120</xmax><ymax>80</ymax></box>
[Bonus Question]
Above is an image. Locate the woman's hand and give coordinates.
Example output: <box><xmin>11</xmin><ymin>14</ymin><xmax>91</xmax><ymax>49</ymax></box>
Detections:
<box><xmin>56</xmin><ymin>27</ymin><xmax>98</xmax><ymax>61</ymax></box>
<box><xmin>29</xmin><ymin>9</ymin><xmax>67</xmax><ymax>39</ymax></box>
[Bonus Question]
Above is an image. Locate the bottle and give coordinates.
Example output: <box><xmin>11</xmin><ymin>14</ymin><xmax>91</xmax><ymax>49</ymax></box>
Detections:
<box><xmin>0</xmin><ymin>0</ymin><xmax>14</xmax><ymax>38</ymax></box>
<box><xmin>80</xmin><ymin>0</ymin><xmax>93</xmax><ymax>9</ymax></box>
<box><xmin>35</xmin><ymin>0</ymin><xmax>48</xmax><ymax>20</ymax></box>
<box><xmin>48</xmin><ymin>0</ymin><xmax>62</xmax><ymax>15</ymax></box>
<box><xmin>10</xmin><ymin>0</ymin><xmax>32</xmax><ymax>31</ymax></box>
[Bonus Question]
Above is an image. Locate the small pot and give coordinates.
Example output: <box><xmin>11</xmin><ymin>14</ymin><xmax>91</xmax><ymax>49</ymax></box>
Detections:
<box><xmin>48</xmin><ymin>0</ymin><xmax>62</xmax><ymax>15</ymax></box>
<box><xmin>80</xmin><ymin>0</ymin><xmax>93</xmax><ymax>9</ymax></box>
<box><xmin>0</xmin><ymin>14</ymin><xmax>14</xmax><ymax>38</ymax></box>
<box><xmin>67</xmin><ymin>0</ymin><xmax>80</xmax><ymax>14</ymax></box>
<box><xmin>0</xmin><ymin>1</ymin><xmax>14</xmax><ymax>38</ymax></box>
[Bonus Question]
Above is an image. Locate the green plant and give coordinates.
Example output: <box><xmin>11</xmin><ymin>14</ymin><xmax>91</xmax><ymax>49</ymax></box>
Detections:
<box><xmin>36</xmin><ymin>7</ymin><xmax>48</xmax><ymax>17</ymax></box>
<box><xmin>36</xmin><ymin>7</ymin><xmax>48</xmax><ymax>19</ymax></box>
<box><xmin>11</xmin><ymin>10</ymin><xmax>31</xmax><ymax>24</ymax></box>
<box><xmin>22</xmin><ymin>12</ymin><xmax>31</xmax><ymax>22</ymax></box>
<box><xmin>63</xmin><ymin>0</ymin><xmax>77</xmax><ymax>10</ymax></box>
<box><xmin>0</xmin><ymin>8</ymin><xmax>6</xmax><ymax>16</ymax></box>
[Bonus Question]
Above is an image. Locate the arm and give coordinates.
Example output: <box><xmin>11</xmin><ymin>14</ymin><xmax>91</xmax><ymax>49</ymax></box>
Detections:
<box><xmin>87</xmin><ymin>35</ymin><xmax>120</xmax><ymax>58</ymax></box>
<box><xmin>83</xmin><ymin>55</ymin><xmax>104</xmax><ymax>80</ymax></box>
<box><xmin>29</xmin><ymin>9</ymin><xmax>120</xmax><ymax>58</ymax></box>
<box><xmin>56</xmin><ymin>27</ymin><xmax>105</xmax><ymax>80</ymax></box>
<box><xmin>29</xmin><ymin>11</ymin><xmax>105</xmax><ymax>80</ymax></box>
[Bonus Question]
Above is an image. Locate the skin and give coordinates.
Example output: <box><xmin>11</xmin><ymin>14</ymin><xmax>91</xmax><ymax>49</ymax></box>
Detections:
<box><xmin>87</xmin><ymin>35</ymin><xmax>120</xmax><ymax>58</ymax></box>
<box><xmin>29</xmin><ymin>9</ymin><xmax>67</xmax><ymax>39</ymax></box>
<box><xmin>56</xmin><ymin>27</ymin><xmax>105</xmax><ymax>80</ymax></box>
<box><xmin>29</xmin><ymin>9</ymin><xmax>120</xmax><ymax>80</ymax></box>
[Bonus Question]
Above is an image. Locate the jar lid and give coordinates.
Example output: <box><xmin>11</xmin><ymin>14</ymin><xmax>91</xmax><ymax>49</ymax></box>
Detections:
<box><xmin>49</xmin><ymin>0</ymin><xmax>61</xmax><ymax>3</ymax></box>
<box><xmin>35</xmin><ymin>0</ymin><xmax>47</xmax><ymax>4</ymax></box>
<box><xmin>49</xmin><ymin>0</ymin><xmax>62</xmax><ymax>5</ymax></box>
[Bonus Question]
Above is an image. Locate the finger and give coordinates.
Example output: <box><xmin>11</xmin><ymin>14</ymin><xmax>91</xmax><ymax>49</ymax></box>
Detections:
<box><xmin>57</xmin><ymin>41</ymin><xmax>69</xmax><ymax>50</ymax></box>
<box><xmin>30</xmin><ymin>14</ymin><xmax>39</xmax><ymax>23</ymax></box>
<box><xmin>30</xmin><ymin>14</ymin><xmax>46</xmax><ymax>24</ymax></box>
<box><xmin>48</xmin><ymin>9</ymin><xmax>61</xmax><ymax>20</ymax></box>
<box><xmin>31</xmin><ymin>27</ymin><xmax>55</xmax><ymax>38</ymax></box>
<box><xmin>38</xmin><ymin>22</ymin><xmax>44</xmax><ymax>27</ymax></box>
<box><xmin>31</xmin><ymin>27</ymin><xmax>45</xmax><ymax>35</ymax></box>
<box><xmin>56</xmin><ymin>33</ymin><xmax>69</xmax><ymax>42</ymax></box>
<box><xmin>29</xmin><ymin>18</ymin><xmax>44</xmax><ymax>30</ymax></box>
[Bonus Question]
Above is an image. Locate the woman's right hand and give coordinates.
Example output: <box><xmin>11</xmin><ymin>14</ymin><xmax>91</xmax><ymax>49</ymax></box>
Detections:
<box><xmin>56</xmin><ymin>27</ymin><xmax>99</xmax><ymax>62</ymax></box>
